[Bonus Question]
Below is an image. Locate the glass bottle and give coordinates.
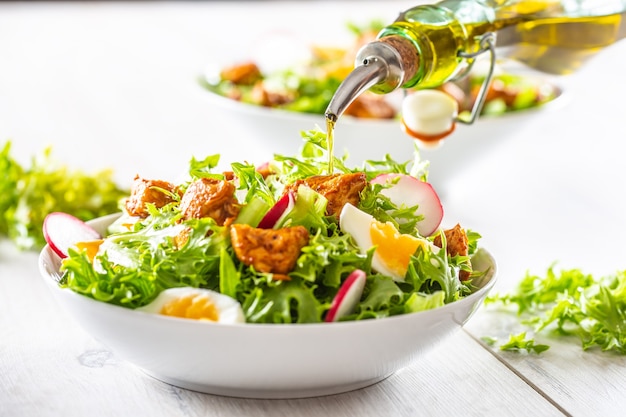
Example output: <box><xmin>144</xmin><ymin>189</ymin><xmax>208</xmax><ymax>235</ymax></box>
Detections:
<box><xmin>325</xmin><ymin>0</ymin><xmax>626</xmax><ymax>124</ymax></box>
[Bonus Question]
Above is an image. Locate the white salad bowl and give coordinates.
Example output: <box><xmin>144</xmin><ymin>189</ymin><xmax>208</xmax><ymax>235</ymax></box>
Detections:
<box><xmin>39</xmin><ymin>213</ymin><xmax>497</xmax><ymax>399</ymax></box>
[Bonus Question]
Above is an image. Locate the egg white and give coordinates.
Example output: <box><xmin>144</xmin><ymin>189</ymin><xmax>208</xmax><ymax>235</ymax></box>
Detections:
<box><xmin>137</xmin><ymin>287</ymin><xmax>245</xmax><ymax>324</ymax></box>
<box><xmin>339</xmin><ymin>203</ymin><xmax>424</xmax><ymax>281</ymax></box>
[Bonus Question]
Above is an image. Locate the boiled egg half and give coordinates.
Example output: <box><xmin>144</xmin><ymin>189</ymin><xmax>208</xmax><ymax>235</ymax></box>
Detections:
<box><xmin>137</xmin><ymin>287</ymin><xmax>245</xmax><ymax>324</ymax></box>
<box><xmin>339</xmin><ymin>203</ymin><xmax>431</xmax><ymax>281</ymax></box>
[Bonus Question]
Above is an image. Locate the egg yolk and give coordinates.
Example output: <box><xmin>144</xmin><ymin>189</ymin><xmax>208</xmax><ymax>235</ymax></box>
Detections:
<box><xmin>75</xmin><ymin>240</ymin><xmax>104</xmax><ymax>262</ymax></box>
<box><xmin>160</xmin><ymin>294</ymin><xmax>219</xmax><ymax>321</ymax></box>
<box><xmin>370</xmin><ymin>220</ymin><xmax>424</xmax><ymax>277</ymax></box>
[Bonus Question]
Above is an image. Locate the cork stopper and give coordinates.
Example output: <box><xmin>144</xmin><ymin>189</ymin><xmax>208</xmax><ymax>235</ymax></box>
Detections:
<box><xmin>326</xmin><ymin>34</ymin><xmax>421</xmax><ymax>121</ymax></box>
<box><xmin>379</xmin><ymin>35</ymin><xmax>419</xmax><ymax>86</ymax></box>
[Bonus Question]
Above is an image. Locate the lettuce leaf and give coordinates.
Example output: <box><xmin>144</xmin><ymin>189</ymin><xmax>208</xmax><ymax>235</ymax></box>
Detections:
<box><xmin>0</xmin><ymin>140</ymin><xmax>127</xmax><ymax>250</ymax></box>
<box><xmin>57</xmin><ymin>130</ymin><xmax>482</xmax><ymax>324</ymax></box>
<box><xmin>61</xmin><ymin>213</ymin><xmax>226</xmax><ymax>307</ymax></box>
<box><xmin>0</xmin><ymin>141</ymin><xmax>22</xmax><ymax>236</ymax></box>
<box><xmin>486</xmin><ymin>266</ymin><xmax>626</xmax><ymax>354</ymax></box>
<box><xmin>242</xmin><ymin>278</ymin><xmax>324</xmax><ymax>324</ymax></box>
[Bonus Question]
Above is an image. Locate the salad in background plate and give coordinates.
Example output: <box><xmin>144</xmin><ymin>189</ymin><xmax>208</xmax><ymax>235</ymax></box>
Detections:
<box><xmin>201</xmin><ymin>21</ymin><xmax>560</xmax><ymax>121</ymax></box>
<box><xmin>46</xmin><ymin>131</ymin><xmax>489</xmax><ymax>324</ymax></box>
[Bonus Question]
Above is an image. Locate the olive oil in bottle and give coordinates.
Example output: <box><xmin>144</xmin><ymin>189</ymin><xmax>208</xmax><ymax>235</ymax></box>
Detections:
<box><xmin>496</xmin><ymin>11</ymin><xmax>626</xmax><ymax>74</ymax></box>
<box><xmin>325</xmin><ymin>0</ymin><xmax>626</xmax><ymax>123</ymax></box>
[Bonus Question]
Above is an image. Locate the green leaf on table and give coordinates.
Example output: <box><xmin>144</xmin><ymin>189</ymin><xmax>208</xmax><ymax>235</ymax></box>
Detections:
<box><xmin>486</xmin><ymin>266</ymin><xmax>626</xmax><ymax>354</ymax></box>
<box><xmin>499</xmin><ymin>332</ymin><xmax>550</xmax><ymax>354</ymax></box>
<box><xmin>0</xmin><ymin>140</ymin><xmax>127</xmax><ymax>250</ymax></box>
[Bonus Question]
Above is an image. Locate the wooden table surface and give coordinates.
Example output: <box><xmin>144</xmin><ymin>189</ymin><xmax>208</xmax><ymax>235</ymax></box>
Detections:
<box><xmin>1</xmin><ymin>2</ymin><xmax>625</xmax><ymax>416</ymax></box>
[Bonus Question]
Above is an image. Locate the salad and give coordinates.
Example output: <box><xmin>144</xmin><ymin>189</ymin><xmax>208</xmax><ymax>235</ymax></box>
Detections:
<box><xmin>51</xmin><ymin>131</ymin><xmax>486</xmax><ymax>324</ymax></box>
<box><xmin>0</xmin><ymin>140</ymin><xmax>127</xmax><ymax>250</ymax></box>
<box><xmin>201</xmin><ymin>22</ymin><xmax>559</xmax><ymax>120</ymax></box>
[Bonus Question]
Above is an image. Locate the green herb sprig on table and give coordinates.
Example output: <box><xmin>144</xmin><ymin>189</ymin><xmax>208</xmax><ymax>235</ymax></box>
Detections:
<box><xmin>0</xmin><ymin>140</ymin><xmax>128</xmax><ymax>250</ymax></box>
<box><xmin>485</xmin><ymin>266</ymin><xmax>626</xmax><ymax>354</ymax></box>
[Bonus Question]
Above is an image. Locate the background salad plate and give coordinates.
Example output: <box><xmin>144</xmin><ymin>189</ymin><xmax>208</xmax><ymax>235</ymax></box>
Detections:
<box><xmin>39</xmin><ymin>213</ymin><xmax>497</xmax><ymax>399</ymax></box>
<box><xmin>199</xmin><ymin>72</ymin><xmax>568</xmax><ymax>190</ymax></box>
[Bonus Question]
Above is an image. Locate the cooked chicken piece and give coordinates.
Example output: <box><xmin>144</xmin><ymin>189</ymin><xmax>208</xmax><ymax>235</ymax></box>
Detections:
<box><xmin>173</xmin><ymin>227</ymin><xmax>191</xmax><ymax>250</ymax></box>
<box><xmin>125</xmin><ymin>176</ymin><xmax>181</xmax><ymax>218</ymax></box>
<box><xmin>179</xmin><ymin>178</ymin><xmax>240</xmax><ymax>226</ymax></box>
<box><xmin>224</xmin><ymin>88</ymin><xmax>243</xmax><ymax>101</ymax></box>
<box><xmin>284</xmin><ymin>173</ymin><xmax>367</xmax><ymax>218</ymax></box>
<box><xmin>344</xmin><ymin>94</ymin><xmax>396</xmax><ymax>119</ymax></box>
<box><xmin>250</xmin><ymin>81</ymin><xmax>294</xmax><ymax>107</ymax></box>
<box><xmin>433</xmin><ymin>223</ymin><xmax>472</xmax><ymax>281</ymax></box>
<box><xmin>220</xmin><ymin>61</ymin><xmax>262</xmax><ymax>86</ymax></box>
<box><xmin>230</xmin><ymin>224</ymin><xmax>309</xmax><ymax>276</ymax></box>
<box><xmin>222</xmin><ymin>171</ymin><xmax>235</xmax><ymax>181</ymax></box>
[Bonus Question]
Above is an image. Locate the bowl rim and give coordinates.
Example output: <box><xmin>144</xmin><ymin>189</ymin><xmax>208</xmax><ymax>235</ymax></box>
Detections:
<box><xmin>39</xmin><ymin>213</ymin><xmax>498</xmax><ymax>331</ymax></box>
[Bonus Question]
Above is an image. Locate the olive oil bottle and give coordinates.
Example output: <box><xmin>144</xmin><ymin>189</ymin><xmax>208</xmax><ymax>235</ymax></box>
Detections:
<box><xmin>325</xmin><ymin>0</ymin><xmax>626</xmax><ymax>124</ymax></box>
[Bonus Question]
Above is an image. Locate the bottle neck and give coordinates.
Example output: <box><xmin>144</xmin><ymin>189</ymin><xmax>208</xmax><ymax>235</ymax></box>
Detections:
<box><xmin>325</xmin><ymin>0</ymin><xmax>626</xmax><ymax>121</ymax></box>
<box><xmin>325</xmin><ymin>36</ymin><xmax>417</xmax><ymax>122</ymax></box>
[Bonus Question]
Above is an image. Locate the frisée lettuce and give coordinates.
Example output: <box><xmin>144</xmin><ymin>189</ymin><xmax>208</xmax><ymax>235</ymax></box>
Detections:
<box><xmin>0</xmin><ymin>140</ymin><xmax>127</xmax><ymax>250</ymax></box>
<box><xmin>59</xmin><ymin>131</ymin><xmax>485</xmax><ymax>324</ymax></box>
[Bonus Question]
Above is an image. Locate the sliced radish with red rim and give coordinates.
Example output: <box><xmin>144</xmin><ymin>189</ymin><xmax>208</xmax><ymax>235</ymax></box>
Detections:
<box><xmin>371</xmin><ymin>173</ymin><xmax>443</xmax><ymax>237</ymax></box>
<box><xmin>43</xmin><ymin>212</ymin><xmax>102</xmax><ymax>259</ymax></box>
<box><xmin>257</xmin><ymin>191</ymin><xmax>295</xmax><ymax>229</ymax></box>
<box><xmin>325</xmin><ymin>269</ymin><xmax>367</xmax><ymax>322</ymax></box>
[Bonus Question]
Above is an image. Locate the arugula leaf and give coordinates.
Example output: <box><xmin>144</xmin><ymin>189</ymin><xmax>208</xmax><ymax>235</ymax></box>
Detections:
<box><xmin>188</xmin><ymin>154</ymin><xmax>221</xmax><ymax>179</ymax></box>
<box><xmin>486</xmin><ymin>266</ymin><xmax>626</xmax><ymax>354</ymax></box>
<box><xmin>231</xmin><ymin>161</ymin><xmax>274</xmax><ymax>206</ymax></box>
<box><xmin>272</xmin><ymin>130</ymin><xmax>345</xmax><ymax>182</ymax></box>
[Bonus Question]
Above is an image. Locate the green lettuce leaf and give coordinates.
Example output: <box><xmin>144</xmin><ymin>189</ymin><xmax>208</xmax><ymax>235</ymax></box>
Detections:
<box><xmin>242</xmin><ymin>278</ymin><xmax>324</xmax><ymax>324</ymax></box>
<box><xmin>0</xmin><ymin>141</ymin><xmax>127</xmax><ymax>250</ymax></box>
<box><xmin>486</xmin><ymin>266</ymin><xmax>626</xmax><ymax>354</ymax></box>
<box><xmin>62</xmin><ymin>213</ymin><xmax>226</xmax><ymax>307</ymax></box>
<box><xmin>0</xmin><ymin>141</ymin><xmax>22</xmax><ymax>236</ymax></box>
<box><xmin>405</xmin><ymin>291</ymin><xmax>446</xmax><ymax>313</ymax></box>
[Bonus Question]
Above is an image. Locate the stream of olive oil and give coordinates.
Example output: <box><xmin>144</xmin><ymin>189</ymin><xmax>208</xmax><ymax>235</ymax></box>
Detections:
<box><xmin>325</xmin><ymin>117</ymin><xmax>335</xmax><ymax>174</ymax></box>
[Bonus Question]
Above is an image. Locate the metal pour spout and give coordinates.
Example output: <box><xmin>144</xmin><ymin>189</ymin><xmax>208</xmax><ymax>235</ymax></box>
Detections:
<box><xmin>325</xmin><ymin>40</ymin><xmax>408</xmax><ymax>122</ymax></box>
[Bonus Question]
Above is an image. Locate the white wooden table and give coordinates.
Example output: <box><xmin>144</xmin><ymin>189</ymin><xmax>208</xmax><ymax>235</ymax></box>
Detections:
<box><xmin>1</xmin><ymin>2</ymin><xmax>625</xmax><ymax>416</ymax></box>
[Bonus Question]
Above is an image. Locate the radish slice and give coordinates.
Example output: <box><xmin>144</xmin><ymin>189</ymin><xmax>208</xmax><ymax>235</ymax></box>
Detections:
<box><xmin>256</xmin><ymin>162</ymin><xmax>270</xmax><ymax>171</ymax></box>
<box><xmin>325</xmin><ymin>269</ymin><xmax>367</xmax><ymax>322</ymax></box>
<box><xmin>371</xmin><ymin>173</ymin><xmax>443</xmax><ymax>237</ymax></box>
<box><xmin>43</xmin><ymin>212</ymin><xmax>102</xmax><ymax>259</ymax></box>
<box><xmin>256</xmin><ymin>161</ymin><xmax>272</xmax><ymax>176</ymax></box>
<box><xmin>257</xmin><ymin>191</ymin><xmax>295</xmax><ymax>229</ymax></box>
